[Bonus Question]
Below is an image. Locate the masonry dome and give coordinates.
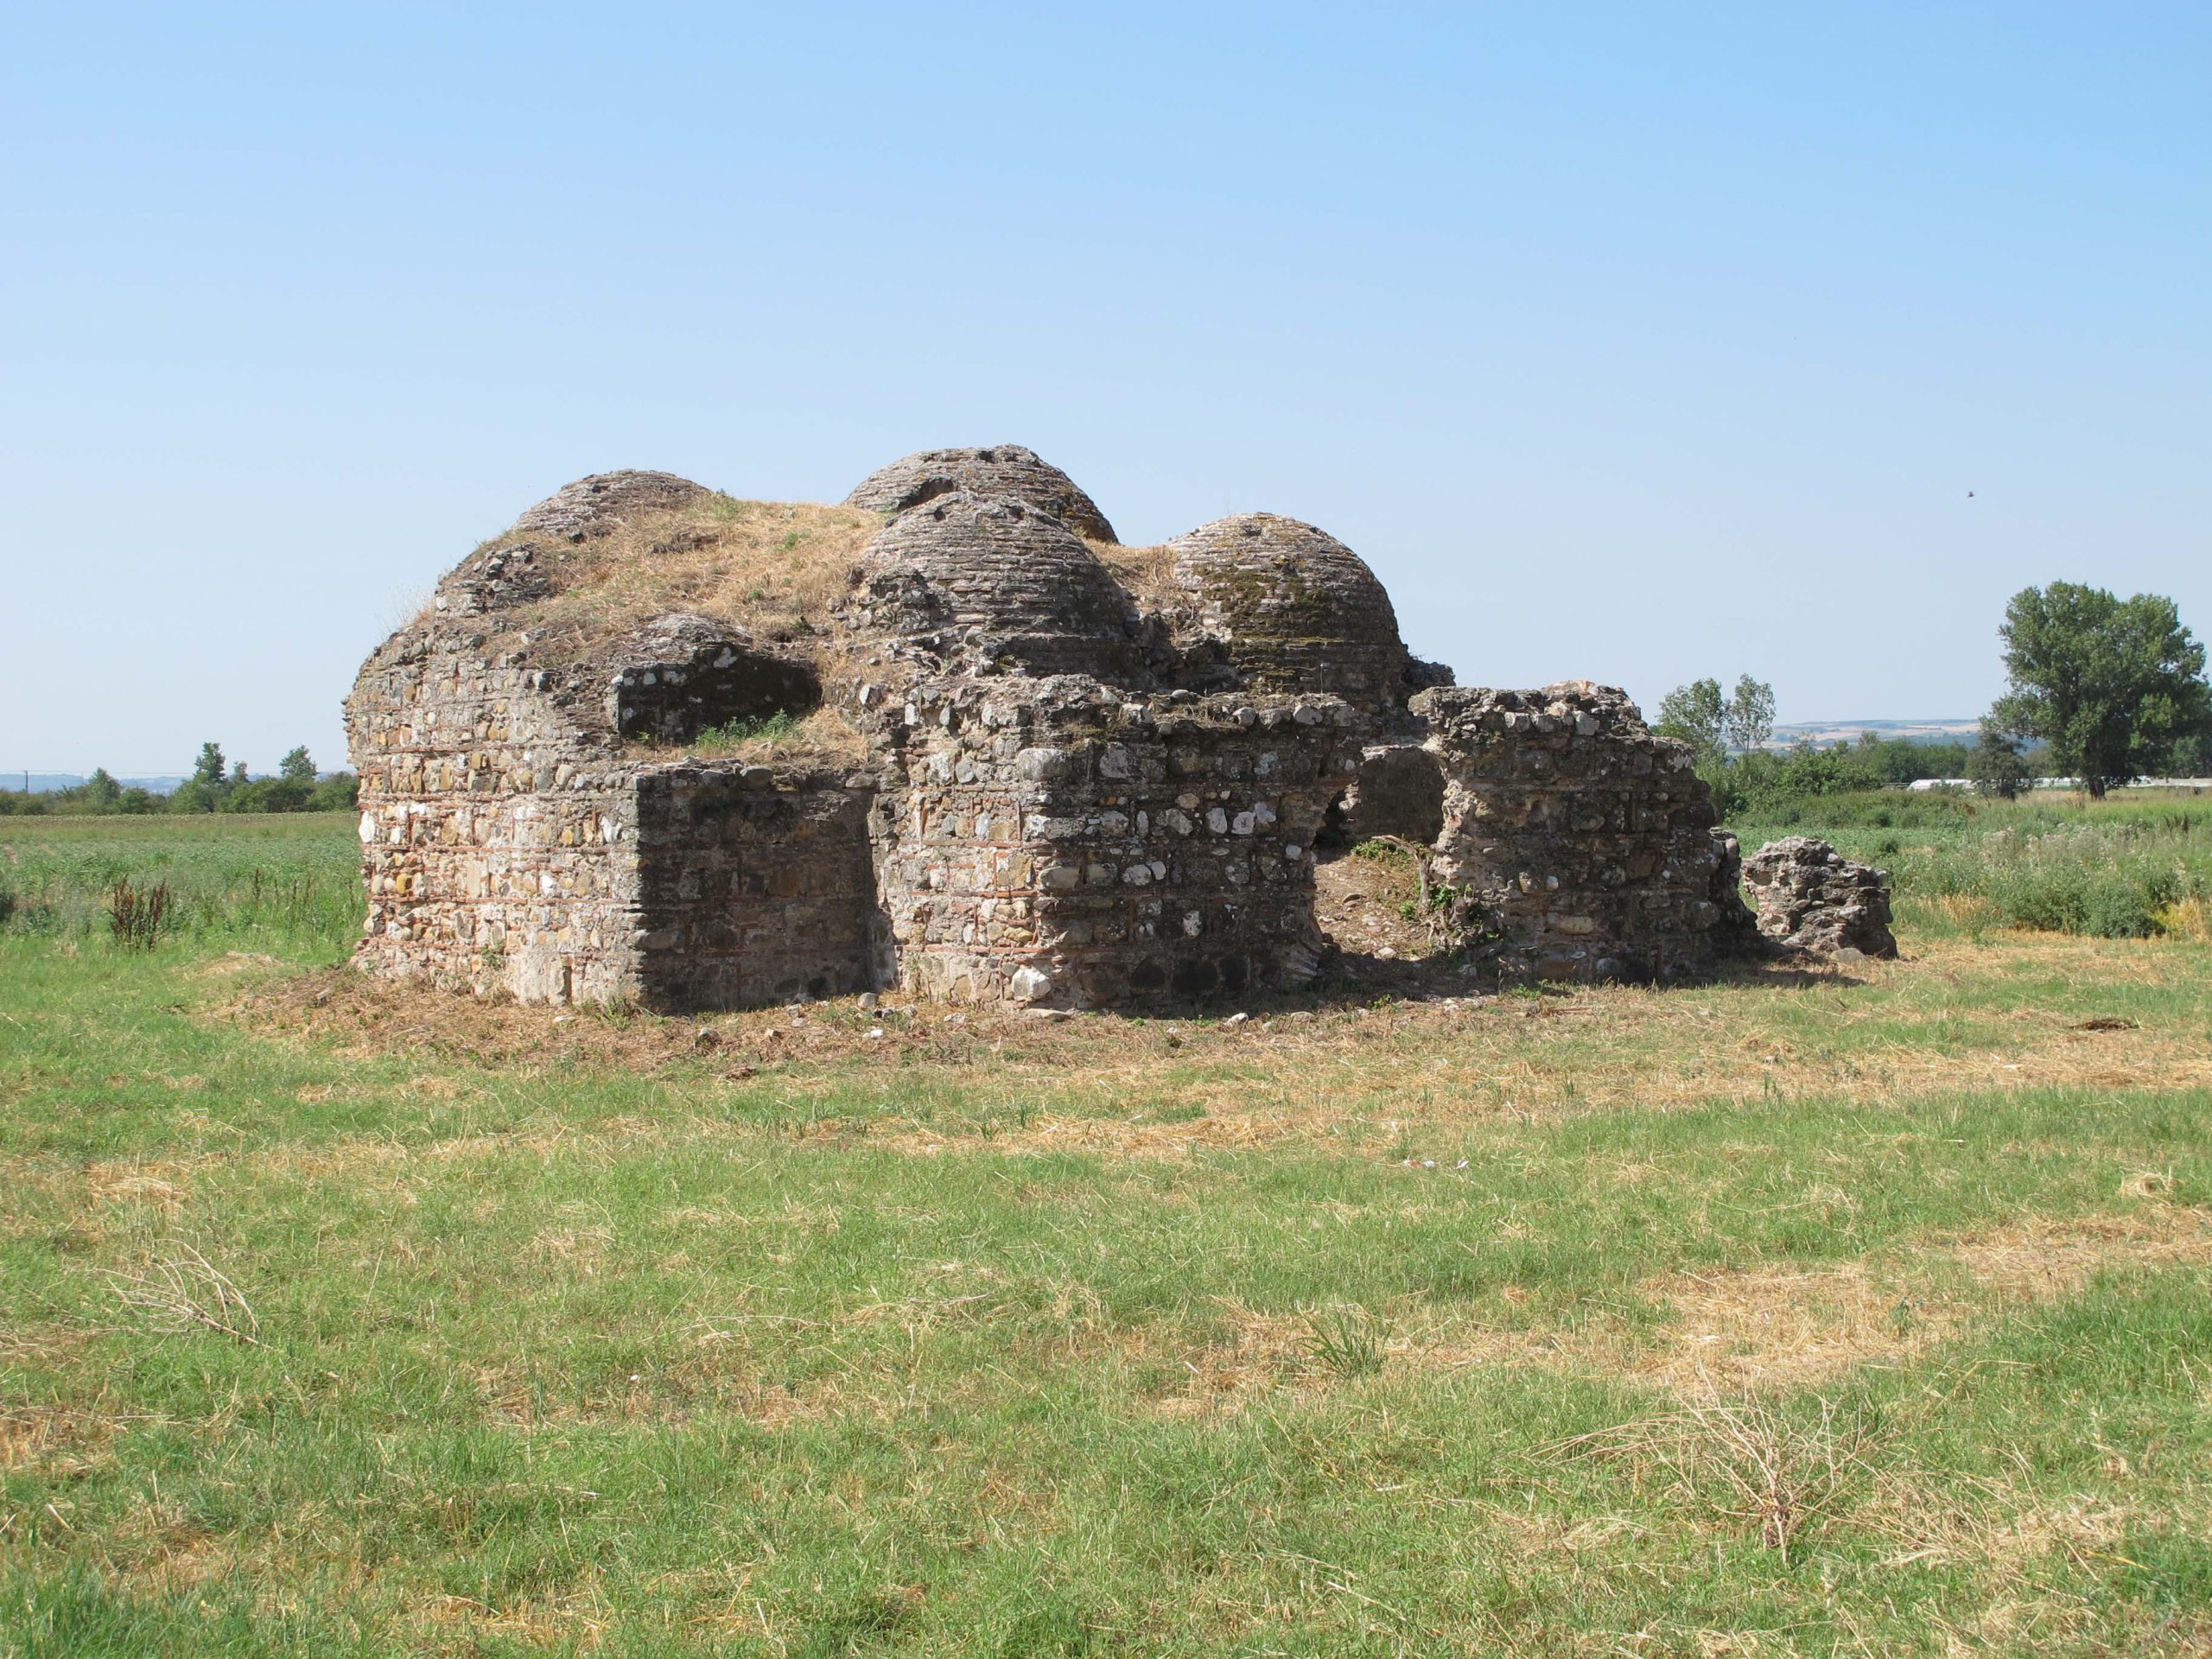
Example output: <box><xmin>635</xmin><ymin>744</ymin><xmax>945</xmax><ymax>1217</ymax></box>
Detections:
<box><xmin>511</xmin><ymin>471</ymin><xmax>710</xmax><ymax>543</ymax></box>
<box><xmin>845</xmin><ymin>445</ymin><xmax>1117</xmax><ymax>543</ymax></box>
<box><xmin>849</xmin><ymin>491</ymin><xmax>1143</xmax><ymax>681</ymax></box>
<box><xmin>1163</xmin><ymin>513</ymin><xmax>1409</xmax><ymax>709</ymax></box>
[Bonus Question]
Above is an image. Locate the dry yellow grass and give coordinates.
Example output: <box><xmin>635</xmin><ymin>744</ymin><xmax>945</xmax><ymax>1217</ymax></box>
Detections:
<box><xmin>430</xmin><ymin>494</ymin><xmax>899</xmax><ymax>768</ymax></box>
<box><xmin>1091</xmin><ymin>537</ymin><xmax>1181</xmax><ymax>613</ymax></box>
<box><xmin>2157</xmin><ymin>893</ymin><xmax>2212</xmax><ymax>941</ymax></box>
<box><xmin>230</xmin><ymin>929</ymin><xmax>2212</xmax><ymax>1167</ymax></box>
<box><xmin>1147</xmin><ymin>1205</ymin><xmax>2212</xmax><ymax>1412</ymax></box>
<box><xmin>503</xmin><ymin>495</ymin><xmax>881</xmax><ymax>662</ymax></box>
<box><xmin>1637</xmin><ymin>1205</ymin><xmax>2212</xmax><ymax>1394</ymax></box>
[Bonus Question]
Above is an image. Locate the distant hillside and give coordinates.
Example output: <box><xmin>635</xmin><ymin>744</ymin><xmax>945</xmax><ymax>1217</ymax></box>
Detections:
<box><xmin>1766</xmin><ymin>719</ymin><xmax>1979</xmax><ymax>751</ymax></box>
<box><xmin>6</xmin><ymin>772</ymin><xmax>188</xmax><ymax>794</ymax></box>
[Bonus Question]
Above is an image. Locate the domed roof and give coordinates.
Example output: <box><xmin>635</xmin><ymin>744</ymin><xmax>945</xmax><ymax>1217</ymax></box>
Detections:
<box><xmin>845</xmin><ymin>445</ymin><xmax>1117</xmax><ymax>543</ymax></box>
<box><xmin>512</xmin><ymin>470</ymin><xmax>709</xmax><ymax>543</ymax></box>
<box><xmin>1163</xmin><ymin>513</ymin><xmax>1409</xmax><ymax>709</ymax></box>
<box><xmin>849</xmin><ymin>492</ymin><xmax>1143</xmax><ymax>681</ymax></box>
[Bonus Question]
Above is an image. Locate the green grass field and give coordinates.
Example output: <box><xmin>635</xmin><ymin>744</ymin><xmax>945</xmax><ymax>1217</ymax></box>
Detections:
<box><xmin>3</xmin><ymin>802</ymin><xmax>2210</xmax><ymax>1656</ymax></box>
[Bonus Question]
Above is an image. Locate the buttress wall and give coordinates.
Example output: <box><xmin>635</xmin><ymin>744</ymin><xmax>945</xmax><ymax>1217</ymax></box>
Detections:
<box><xmin>347</xmin><ymin>632</ymin><xmax>645</xmax><ymax>1004</ymax></box>
<box><xmin>874</xmin><ymin>680</ymin><xmax>1362</xmax><ymax>1007</ymax></box>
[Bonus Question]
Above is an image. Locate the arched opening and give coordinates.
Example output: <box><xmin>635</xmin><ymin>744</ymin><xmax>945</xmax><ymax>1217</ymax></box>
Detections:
<box><xmin>1307</xmin><ymin>751</ymin><xmax>1453</xmax><ymax>985</ymax></box>
<box><xmin>1314</xmin><ymin>788</ymin><xmax>1357</xmax><ymax>855</ymax></box>
<box><xmin>610</xmin><ymin>636</ymin><xmax>822</xmax><ymax>747</ymax></box>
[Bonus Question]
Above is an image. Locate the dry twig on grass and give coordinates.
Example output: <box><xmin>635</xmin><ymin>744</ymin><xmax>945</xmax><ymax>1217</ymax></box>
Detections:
<box><xmin>99</xmin><ymin>1240</ymin><xmax>262</xmax><ymax>1347</ymax></box>
<box><xmin>1547</xmin><ymin>1395</ymin><xmax>1882</xmax><ymax>1561</ymax></box>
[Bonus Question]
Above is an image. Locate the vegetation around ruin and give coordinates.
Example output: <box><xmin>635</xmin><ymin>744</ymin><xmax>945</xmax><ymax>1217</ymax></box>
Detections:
<box><xmin>3</xmin><ymin>796</ymin><xmax>2210</xmax><ymax>1656</ymax></box>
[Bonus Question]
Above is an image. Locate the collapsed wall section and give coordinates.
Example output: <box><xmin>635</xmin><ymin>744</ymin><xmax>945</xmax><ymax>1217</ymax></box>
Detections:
<box><xmin>347</xmin><ymin>632</ymin><xmax>644</xmax><ymax>1004</ymax></box>
<box><xmin>632</xmin><ymin>767</ymin><xmax>884</xmax><ymax>1009</ymax></box>
<box><xmin>1419</xmin><ymin>683</ymin><xmax>1723</xmax><ymax>982</ymax></box>
<box><xmin>874</xmin><ymin>681</ymin><xmax>1362</xmax><ymax>1007</ymax></box>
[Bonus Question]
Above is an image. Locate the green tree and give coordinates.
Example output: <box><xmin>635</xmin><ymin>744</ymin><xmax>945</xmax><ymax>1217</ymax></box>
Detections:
<box><xmin>1774</xmin><ymin>740</ymin><xmax>1848</xmax><ymax>796</ymax></box>
<box><xmin>1967</xmin><ymin>721</ymin><xmax>2031</xmax><ymax>799</ymax></box>
<box><xmin>309</xmin><ymin>772</ymin><xmax>361</xmax><ymax>810</ymax></box>
<box><xmin>2171</xmin><ymin>728</ymin><xmax>2212</xmax><ymax>778</ymax></box>
<box><xmin>191</xmin><ymin>743</ymin><xmax>226</xmax><ymax>788</ymax></box>
<box><xmin>82</xmin><ymin>768</ymin><xmax>122</xmax><ymax>810</ymax></box>
<box><xmin>1990</xmin><ymin>582</ymin><xmax>2211</xmax><ymax>797</ymax></box>
<box><xmin>279</xmin><ymin>747</ymin><xmax>316</xmax><ymax>785</ymax></box>
<box><xmin>1655</xmin><ymin>677</ymin><xmax>1726</xmax><ymax>764</ymax></box>
<box><xmin>1721</xmin><ymin>675</ymin><xmax>1776</xmax><ymax>754</ymax></box>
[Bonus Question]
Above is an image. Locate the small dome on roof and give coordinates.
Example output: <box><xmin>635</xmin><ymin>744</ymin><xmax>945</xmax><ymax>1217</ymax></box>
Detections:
<box><xmin>845</xmin><ymin>445</ymin><xmax>1117</xmax><ymax>543</ymax></box>
<box><xmin>512</xmin><ymin>470</ymin><xmax>709</xmax><ymax>543</ymax></box>
<box><xmin>849</xmin><ymin>491</ymin><xmax>1143</xmax><ymax>681</ymax></box>
<box><xmin>1163</xmin><ymin>513</ymin><xmax>1409</xmax><ymax>709</ymax></box>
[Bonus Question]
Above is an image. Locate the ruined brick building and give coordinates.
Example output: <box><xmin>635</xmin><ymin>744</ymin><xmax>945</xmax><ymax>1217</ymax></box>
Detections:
<box><xmin>347</xmin><ymin>446</ymin><xmax>1742</xmax><ymax>1009</ymax></box>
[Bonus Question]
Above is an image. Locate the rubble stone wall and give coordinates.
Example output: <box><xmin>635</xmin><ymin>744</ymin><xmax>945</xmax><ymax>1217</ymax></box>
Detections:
<box><xmin>874</xmin><ymin>680</ymin><xmax>1362</xmax><ymax>1006</ymax></box>
<box><xmin>347</xmin><ymin>633</ymin><xmax>645</xmax><ymax>1005</ymax></box>
<box><xmin>632</xmin><ymin>769</ymin><xmax>884</xmax><ymax>1009</ymax></box>
<box><xmin>1742</xmin><ymin>836</ymin><xmax>1897</xmax><ymax>957</ymax></box>
<box><xmin>1419</xmin><ymin>683</ymin><xmax>1723</xmax><ymax>982</ymax></box>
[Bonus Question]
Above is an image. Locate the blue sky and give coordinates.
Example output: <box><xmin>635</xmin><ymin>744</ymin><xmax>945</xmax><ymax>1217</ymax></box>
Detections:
<box><xmin>4</xmin><ymin>3</ymin><xmax>2207</xmax><ymax>774</ymax></box>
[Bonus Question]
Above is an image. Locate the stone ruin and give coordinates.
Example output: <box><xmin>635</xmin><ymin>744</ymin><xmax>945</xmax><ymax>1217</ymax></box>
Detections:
<box><xmin>1740</xmin><ymin>836</ymin><xmax>1898</xmax><ymax>958</ymax></box>
<box><xmin>346</xmin><ymin>445</ymin><xmax>1865</xmax><ymax>1011</ymax></box>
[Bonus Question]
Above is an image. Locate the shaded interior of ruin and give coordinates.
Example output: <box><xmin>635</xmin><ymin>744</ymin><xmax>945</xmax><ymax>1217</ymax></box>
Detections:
<box><xmin>1307</xmin><ymin>746</ymin><xmax>1453</xmax><ymax>967</ymax></box>
<box><xmin>632</xmin><ymin>770</ymin><xmax>887</xmax><ymax>1011</ymax></box>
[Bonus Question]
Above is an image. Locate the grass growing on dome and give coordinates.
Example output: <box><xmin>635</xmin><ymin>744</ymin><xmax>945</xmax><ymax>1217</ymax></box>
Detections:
<box><xmin>493</xmin><ymin>493</ymin><xmax>884</xmax><ymax>664</ymax></box>
<box><xmin>1092</xmin><ymin>536</ymin><xmax>1182</xmax><ymax>613</ymax></box>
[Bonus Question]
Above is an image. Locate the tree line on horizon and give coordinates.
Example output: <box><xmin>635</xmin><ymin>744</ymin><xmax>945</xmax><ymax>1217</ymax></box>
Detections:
<box><xmin>1656</xmin><ymin>580</ymin><xmax>2211</xmax><ymax>808</ymax></box>
<box><xmin>0</xmin><ymin>744</ymin><xmax>359</xmax><ymax>817</ymax></box>
<box><xmin>9</xmin><ymin>580</ymin><xmax>2205</xmax><ymax>821</ymax></box>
